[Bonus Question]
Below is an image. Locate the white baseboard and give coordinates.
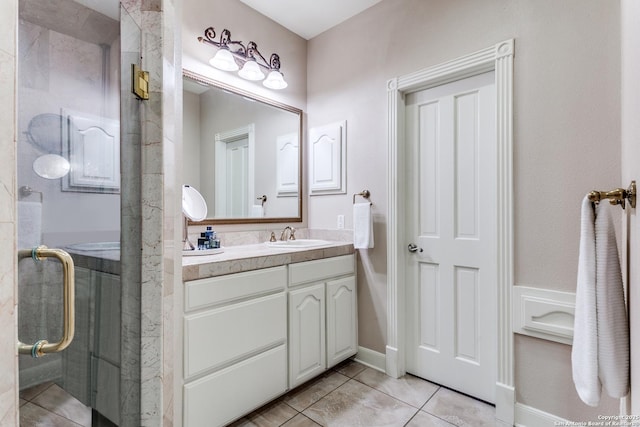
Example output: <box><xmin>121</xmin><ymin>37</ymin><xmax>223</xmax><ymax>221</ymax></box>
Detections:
<box><xmin>354</xmin><ymin>346</ymin><xmax>386</xmax><ymax>372</ymax></box>
<box><xmin>515</xmin><ymin>403</ymin><xmax>569</xmax><ymax>427</ymax></box>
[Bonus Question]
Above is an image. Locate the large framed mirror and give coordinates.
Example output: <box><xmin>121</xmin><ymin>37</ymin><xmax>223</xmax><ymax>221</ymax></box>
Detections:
<box><xmin>183</xmin><ymin>69</ymin><xmax>303</xmax><ymax>224</ymax></box>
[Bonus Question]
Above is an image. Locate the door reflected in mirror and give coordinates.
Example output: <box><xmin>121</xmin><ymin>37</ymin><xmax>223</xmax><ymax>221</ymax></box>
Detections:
<box><xmin>183</xmin><ymin>69</ymin><xmax>303</xmax><ymax>224</ymax></box>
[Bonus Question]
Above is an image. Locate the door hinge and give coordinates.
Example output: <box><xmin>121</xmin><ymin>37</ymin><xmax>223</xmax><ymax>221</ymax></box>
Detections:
<box><xmin>131</xmin><ymin>64</ymin><xmax>150</xmax><ymax>100</ymax></box>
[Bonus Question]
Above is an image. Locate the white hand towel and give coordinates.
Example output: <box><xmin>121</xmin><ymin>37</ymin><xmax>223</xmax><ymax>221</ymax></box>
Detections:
<box><xmin>353</xmin><ymin>202</ymin><xmax>374</xmax><ymax>249</ymax></box>
<box><xmin>18</xmin><ymin>201</ymin><xmax>42</xmax><ymax>249</ymax></box>
<box><xmin>572</xmin><ymin>196</ymin><xmax>600</xmax><ymax>406</ymax></box>
<box><xmin>251</xmin><ymin>205</ymin><xmax>264</xmax><ymax>218</ymax></box>
<box><xmin>595</xmin><ymin>202</ymin><xmax>629</xmax><ymax>399</ymax></box>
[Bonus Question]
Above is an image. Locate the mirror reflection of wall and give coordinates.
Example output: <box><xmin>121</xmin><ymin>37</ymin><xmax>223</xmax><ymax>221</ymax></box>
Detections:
<box><xmin>182</xmin><ymin>73</ymin><xmax>302</xmax><ymax>221</ymax></box>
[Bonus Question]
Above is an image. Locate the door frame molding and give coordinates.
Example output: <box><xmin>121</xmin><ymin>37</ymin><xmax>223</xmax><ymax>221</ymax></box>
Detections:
<box><xmin>386</xmin><ymin>39</ymin><xmax>515</xmax><ymax>424</ymax></box>
<box><xmin>214</xmin><ymin>123</ymin><xmax>255</xmax><ymax>217</ymax></box>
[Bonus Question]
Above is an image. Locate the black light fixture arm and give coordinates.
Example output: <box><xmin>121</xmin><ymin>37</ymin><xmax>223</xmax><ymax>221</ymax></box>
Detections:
<box><xmin>198</xmin><ymin>27</ymin><xmax>282</xmax><ymax>72</ymax></box>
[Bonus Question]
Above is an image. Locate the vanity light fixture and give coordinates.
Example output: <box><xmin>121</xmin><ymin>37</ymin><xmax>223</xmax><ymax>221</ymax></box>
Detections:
<box><xmin>198</xmin><ymin>27</ymin><xmax>288</xmax><ymax>90</ymax></box>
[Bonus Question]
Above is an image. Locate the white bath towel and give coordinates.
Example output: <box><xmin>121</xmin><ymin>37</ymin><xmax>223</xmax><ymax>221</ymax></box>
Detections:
<box><xmin>353</xmin><ymin>202</ymin><xmax>374</xmax><ymax>249</ymax></box>
<box><xmin>572</xmin><ymin>197</ymin><xmax>630</xmax><ymax>407</ymax></box>
<box><xmin>594</xmin><ymin>202</ymin><xmax>629</xmax><ymax>399</ymax></box>
<box><xmin>572</xmin><ymin>196</ymin><xmax>600</xmax><ymax>406</ymax></box>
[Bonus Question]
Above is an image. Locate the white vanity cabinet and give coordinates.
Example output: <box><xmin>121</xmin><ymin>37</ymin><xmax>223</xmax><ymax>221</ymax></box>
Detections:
<box><xmin>182</xmin><ymin>251</ymin><xmax>357</xmax><ymax>426</ymax></box>
<box><xmin>183</xmin><ymin>266</ymin><xmax>288</xmax><ymax>427</ymax></box>
<box><xmin>288</xmin><ymin>254</ymin><xmax>357</xmax><ymax>388</ymax></box>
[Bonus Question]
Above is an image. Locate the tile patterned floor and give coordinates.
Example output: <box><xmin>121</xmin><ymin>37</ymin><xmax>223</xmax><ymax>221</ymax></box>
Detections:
<box><xmin>18</xmin><ymin>360</ymin><xmax>496</xmax><ymax>426</ymax></box>
<box><xmin>230</xmin><ymin>360</ymin><xmax>496</xmax><ymax>427</ymax></box>
<box><xmin>19</xmin><ymin>382</ymin><xmax>91</xmax><ymax>427</ymax></box>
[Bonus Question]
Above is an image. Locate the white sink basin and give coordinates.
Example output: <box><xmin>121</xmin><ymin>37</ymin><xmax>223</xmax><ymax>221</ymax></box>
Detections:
<box><xmin>265</xmin><ymin>239</ymin><xmax>332</xmax><ymax>249</ymax></box>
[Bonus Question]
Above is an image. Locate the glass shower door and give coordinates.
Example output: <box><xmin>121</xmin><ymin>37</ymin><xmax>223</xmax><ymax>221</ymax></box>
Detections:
<box><xmin>17</xmin><ymin>0</ymin><xmax>128</xmax><ymax>425</ymax></box>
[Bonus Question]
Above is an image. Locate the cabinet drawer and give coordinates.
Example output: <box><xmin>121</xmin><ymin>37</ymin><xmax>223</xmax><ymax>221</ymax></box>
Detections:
<box><xmin>184</xmin><ymin>344</ymin><xmax>288</xmax><ymax>427</ymax></box>
<box><xmin>184</xmin><ymin>293</ymin><xmax>286</xmax><ymax>379</ymax></box>
<box><xmin>289</xmin><ymin>254</ymin><xmax>354</xmax><ymax>286</ymax></box>
<box><xmin>185</xmin><ymin>266</ymin><xmax>286</xmax><ymax>312</ymax></box>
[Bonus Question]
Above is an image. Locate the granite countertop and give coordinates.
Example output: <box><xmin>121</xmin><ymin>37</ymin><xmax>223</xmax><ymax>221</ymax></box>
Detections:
<box><xmin>182</xmin><ymin>241</ymin><xmax>355</xmax><ymax>281</ymax></box>
<box><xmin>63</xmin><ymin>240</ymin><xmax>354</xmax><ymax>281</ymax></box>
<box><xmin>66</xmin><ymin>249</ymin><xmax>121</xmax><ymax>276</ymax></box>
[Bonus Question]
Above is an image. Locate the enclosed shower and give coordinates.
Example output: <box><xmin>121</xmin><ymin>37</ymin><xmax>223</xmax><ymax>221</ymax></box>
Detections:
<box><xmin>17</xmin><ymin>0</ymin><xmax>141</xmax><ymax>425</ymax></box>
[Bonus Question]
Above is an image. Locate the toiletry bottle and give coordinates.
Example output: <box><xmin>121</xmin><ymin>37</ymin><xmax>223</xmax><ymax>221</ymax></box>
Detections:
<box><xmin>205</xmin><ymin>226</ymin><xmax>214</xmax><ymax>249</ymax></box>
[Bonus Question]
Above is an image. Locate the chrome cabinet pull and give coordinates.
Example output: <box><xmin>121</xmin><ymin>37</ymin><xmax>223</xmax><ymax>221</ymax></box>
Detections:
<box><xmin>17</xmin><ymin>246</ymin><xmax>75</xmax><ymax>357</ymax></box>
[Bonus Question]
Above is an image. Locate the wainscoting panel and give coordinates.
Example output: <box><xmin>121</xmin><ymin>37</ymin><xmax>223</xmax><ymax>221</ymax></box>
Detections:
<box><xmin>513</xmin><ymin>286</ymin><xmax>575</xmax><ymax>345</ymax></box>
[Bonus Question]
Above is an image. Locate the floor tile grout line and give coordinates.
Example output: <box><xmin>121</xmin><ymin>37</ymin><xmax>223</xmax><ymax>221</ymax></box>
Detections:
<box><xmin>294</xmin><ymin>377</ymin><xmax>367</xmax><ymax>422</ymax></box>
<box><xmin>20</xmin><ymin>381</ymin><xmax>55</xmax><ymax>402</ymax></box>
<box><xmin>21</xmin><ymin>400</ymin><xmax>87</xmax><ymax>427</ymax></box>
<box><xmin>348</xmin><ymin>373</ymin><xmax>441</xmax><ymax>411</ymax></box>
<box><xmin>401</xmin><ymin>406</ymin><xmax>424</xmax><ymax>427</ymax></box>
<box><xmin>285</xmin><ymin>372</ymin><xmax>351</xmax><ymax>413</ymax></box>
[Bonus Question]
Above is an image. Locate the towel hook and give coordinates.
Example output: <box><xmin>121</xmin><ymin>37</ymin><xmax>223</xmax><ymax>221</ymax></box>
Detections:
<box><xmin>588</xmin><ymin>181</ymin><xmax>636</xmax><ymax>209</ymax></box>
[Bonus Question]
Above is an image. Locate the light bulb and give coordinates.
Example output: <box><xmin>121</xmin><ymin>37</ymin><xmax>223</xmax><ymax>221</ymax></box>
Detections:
<box><xmin>263</xmin><ymin>70</ymin><xmax>288</xmax><ymax>90</ymax></box>
<box><xmin>209</xmin><ymin>49</ymin><xmax>239</xmax><ymax>72</ymax></box>
<box><xmin>238</xmin><ymin>60</ymin><xmax>265</xmax><ymax>81</ymax></box>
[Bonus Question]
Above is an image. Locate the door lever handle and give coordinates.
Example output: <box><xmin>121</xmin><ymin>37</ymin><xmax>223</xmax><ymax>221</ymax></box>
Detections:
<box><xmin>408</xmin><ymin>243</ymin><xmax>423</xmax><ymax>253</ymax></box>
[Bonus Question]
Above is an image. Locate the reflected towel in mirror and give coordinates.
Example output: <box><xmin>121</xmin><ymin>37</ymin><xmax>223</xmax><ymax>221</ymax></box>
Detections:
<box><xmin>251</xmin><ymin>205</ymin><xmax>265</xmax><ymax>218</ymax></box>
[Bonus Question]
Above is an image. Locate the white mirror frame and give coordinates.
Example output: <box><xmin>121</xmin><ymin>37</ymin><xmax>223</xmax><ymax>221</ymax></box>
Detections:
<box><xmin>386</xmin><ymin>39</ymin><xmax>514</xmax><ymax>424</ymax></box>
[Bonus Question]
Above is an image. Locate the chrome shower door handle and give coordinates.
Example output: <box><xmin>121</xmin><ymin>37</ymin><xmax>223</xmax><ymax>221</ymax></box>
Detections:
<box><xmin>17</xmin><ymin>246</ymin><xmax>75</xmax><ymax>357</ymax></box>
<box><xmin>408</xmin><ymin>243</ymin><xmax>422</xmax><ymax>253</ymax></box>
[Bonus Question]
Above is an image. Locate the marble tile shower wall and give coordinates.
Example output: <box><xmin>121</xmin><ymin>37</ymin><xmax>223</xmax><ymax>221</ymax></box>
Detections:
<box><xmin>0</xmin><ymin>0</ymin><xmax>19</xmax><ymax>425</ymax></box>
<box><xmin>120</xmin><ymin>0</ymin><xmax>181</xmax><ymax>425</ymax></box>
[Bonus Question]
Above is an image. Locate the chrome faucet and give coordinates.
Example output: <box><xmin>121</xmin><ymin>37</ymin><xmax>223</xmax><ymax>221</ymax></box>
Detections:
<box><xmin>279</xmin><ymin>226</ymin><xmax>296</xmax><ymax>241</ymax></box>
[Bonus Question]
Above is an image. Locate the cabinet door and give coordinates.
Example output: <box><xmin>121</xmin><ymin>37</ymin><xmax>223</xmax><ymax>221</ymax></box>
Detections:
<box><xmin>289</xmin><ymin>283</ymin><xmax>326</xmax><ymax>388</ymax></box>
<box><xmin>326</xmin><ymin>276</ymin><xmax>358</xmax><ymax>368</ymax></box>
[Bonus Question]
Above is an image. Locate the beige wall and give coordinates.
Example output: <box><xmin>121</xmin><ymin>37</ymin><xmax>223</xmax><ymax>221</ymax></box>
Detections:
<box><xmin>183</xmin><ymin>90</ymin><xmax>201</xmax><ymax>189</ymax></box>
<box><xmin>306</xmin><ymin>0</ymin><xmax>621</xmax><ymax>420</ymax></box>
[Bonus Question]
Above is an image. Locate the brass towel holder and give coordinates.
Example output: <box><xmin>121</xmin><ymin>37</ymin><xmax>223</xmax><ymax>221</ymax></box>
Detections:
<box><xmin>588</xmin><ymin>181</ymin><xmax>636</xmax><ymax>209</ymax></box>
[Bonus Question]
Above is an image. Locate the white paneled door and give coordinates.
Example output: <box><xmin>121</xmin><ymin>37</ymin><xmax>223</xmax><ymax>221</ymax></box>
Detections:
<box><xmin>405</xmin><ymin>72</ymin><xmax>498</xmax><ymax>403</ymax></box>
